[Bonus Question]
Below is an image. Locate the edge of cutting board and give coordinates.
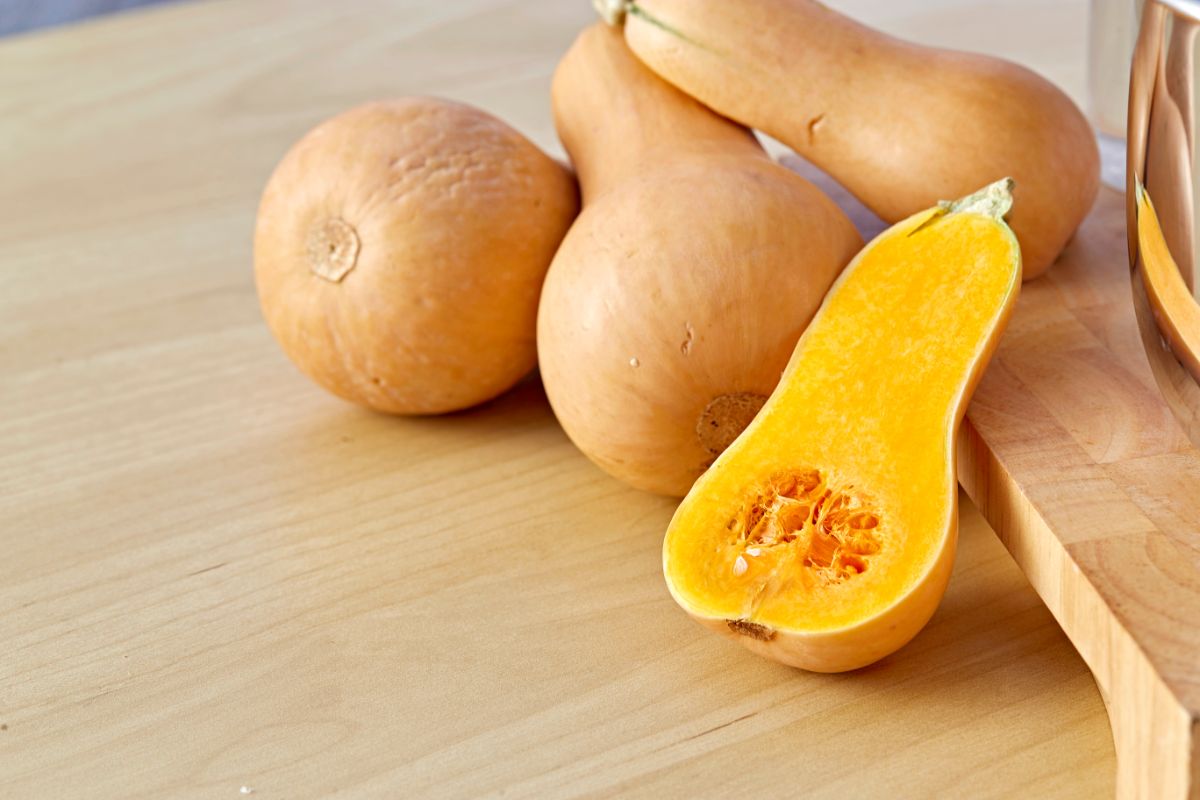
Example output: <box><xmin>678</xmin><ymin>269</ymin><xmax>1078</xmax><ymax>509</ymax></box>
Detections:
<box><xmin>957</xmin><ymin>187</ymin><xmax>1200</xmax><ymax>799</ymax></box>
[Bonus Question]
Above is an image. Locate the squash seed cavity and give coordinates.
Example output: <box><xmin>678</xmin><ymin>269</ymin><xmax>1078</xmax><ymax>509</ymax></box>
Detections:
<box><xmin>727</xmin><ymin>468</ymin><xmax>883</xmax><ymax>595</ymax></box>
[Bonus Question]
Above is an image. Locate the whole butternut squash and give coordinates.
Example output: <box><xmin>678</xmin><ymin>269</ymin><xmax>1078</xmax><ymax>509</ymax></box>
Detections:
<box><xmin>538</xmin><ymin>24</ymin><xmax>861</xmax><ymax>496</ymax></box>
<box><xmin>664</xmin><ymin>180</ymin><xmax>1022</xmax><ymax>672</ymax></box>
<box><xmin>601</xmin><ymin>0</ymin><xmax>1098</xmax><ymax>279</ymax></box>
<box><xmin>255</xmin><ymin>98</ymin><xmax>578</xmax><ymax>415</ymax></box>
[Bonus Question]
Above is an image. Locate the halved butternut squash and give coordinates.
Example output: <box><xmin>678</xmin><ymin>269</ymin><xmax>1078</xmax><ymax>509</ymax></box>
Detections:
<box><xmin>663</xmin><ymin>180</ymin><xmax>1022</xmax><ymax>672</ymax></box>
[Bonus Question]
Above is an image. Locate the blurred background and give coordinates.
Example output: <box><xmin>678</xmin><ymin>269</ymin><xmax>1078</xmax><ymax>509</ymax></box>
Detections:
<box><xmin>0</xmin><ymin>0</ymin><xmax>172</xmax><ymax>35</ymax></box>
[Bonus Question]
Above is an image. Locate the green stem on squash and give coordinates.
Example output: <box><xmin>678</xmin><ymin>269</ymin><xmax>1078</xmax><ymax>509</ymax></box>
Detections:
<box><xmin>592</xmin><ymin>0</ymin><xmax>701</xmax><ymax>47</ymax></box>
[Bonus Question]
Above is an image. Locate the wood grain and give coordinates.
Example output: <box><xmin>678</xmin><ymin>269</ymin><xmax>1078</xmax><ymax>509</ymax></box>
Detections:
<box><xmin>0</xmin><ymin>0</ymin><xmax>1118</xmax><ymax>798</ymax></box>
<box><xmin>958</xmin><ymin>190</ymin><xmax>1200</xmax><ymax>799</ymax></box>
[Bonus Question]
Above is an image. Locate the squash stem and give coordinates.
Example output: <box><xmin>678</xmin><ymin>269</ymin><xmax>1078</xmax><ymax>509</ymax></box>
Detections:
<box><xmin>944</xmin><ymin>177</ymin><xmax>1015</xmax><ymax>220</ymax></box>
<box><xmin>908</xmin><ymin>178</ymin><xmax>1015</xmax><ymax>238</ymax></box>
<box><xmin>593</xmin><ymin>0</ymin><xmax>629</xmax><ymax>26</ymax></box>
<box><xmin>593</xmin><ymin>0</ymin><xmax>700</xmax><ymax>47</ymax></box>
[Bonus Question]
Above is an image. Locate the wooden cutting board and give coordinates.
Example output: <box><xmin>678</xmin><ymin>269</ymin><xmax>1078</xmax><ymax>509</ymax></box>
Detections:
<box><xmin>958</xmin><ymin>189</ymin><xmax>1200</xmax><ymax>799</ymax></box>
<box><xmin>0</xmin><ymin>0</ymin><xmax>1160</xmax><ymax>797</ymax></box>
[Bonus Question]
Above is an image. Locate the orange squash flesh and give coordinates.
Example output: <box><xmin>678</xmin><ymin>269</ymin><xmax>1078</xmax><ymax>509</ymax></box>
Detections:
<box><xmin>663</xmin><ymin>180</ymin><xmax>1021</xmax><ymax>672</ymax></box>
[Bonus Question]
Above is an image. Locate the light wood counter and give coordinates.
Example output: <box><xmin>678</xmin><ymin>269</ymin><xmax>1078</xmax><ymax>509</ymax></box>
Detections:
<box><xmin>0</xmin><ymin>1</ymin><xmax>1118</xmax><ymax>797</ymax></box>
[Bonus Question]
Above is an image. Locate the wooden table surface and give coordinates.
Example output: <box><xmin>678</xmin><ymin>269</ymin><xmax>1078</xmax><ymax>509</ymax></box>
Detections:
<box><xmin>1</xmin><ymin>1</ymin><xmax>1118</xmax><ymax>797</ymax></box>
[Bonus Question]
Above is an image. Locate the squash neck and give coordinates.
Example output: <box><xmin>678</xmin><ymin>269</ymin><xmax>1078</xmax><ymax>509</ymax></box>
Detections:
<box><xmin>552</xmin><ymin>24</ymin><xmax>763</xmax><ymax>203</ymax></box>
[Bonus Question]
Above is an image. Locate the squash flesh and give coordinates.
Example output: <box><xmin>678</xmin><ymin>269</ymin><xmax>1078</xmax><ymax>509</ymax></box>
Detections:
<box><xmin>665</xmin><ymin>204</ymin><xmax>1020</xmax><ymax>636</ymax></box>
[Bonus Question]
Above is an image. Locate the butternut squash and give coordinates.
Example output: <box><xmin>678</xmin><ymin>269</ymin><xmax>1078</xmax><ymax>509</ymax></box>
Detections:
<box><xmin>600</xmin><ymin>0</ymin><xmax>1098</xmax><ymax>280</ymax></box>
<box><xmin>538</xmin><ymin>24</ymin><xmax>862</xmax><ymax>496</ymax></box>
<box><xmin>254</xmin><ymin>98</ymin><xmax>578</xmax><ymax>415</ymax></box>
<box><xmin>663</xmin><ymin>180</ymin><xmax>1021</xmax><ymax>672</ymax></box>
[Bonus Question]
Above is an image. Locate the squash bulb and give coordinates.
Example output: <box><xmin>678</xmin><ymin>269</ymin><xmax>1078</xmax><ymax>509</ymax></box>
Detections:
<box><xmin>538</xmin><ymin>25</ymin><xmax>862</xmax><ymax>495</ymax></box>
<box><xmin>255</xmin><ymin>98</ymin><xmax>579</xmax><ymax>414</ymax></box>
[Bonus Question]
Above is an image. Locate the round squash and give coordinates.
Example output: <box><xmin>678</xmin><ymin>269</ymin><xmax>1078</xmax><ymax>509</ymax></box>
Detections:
<box><xmin>254</xmin><ymin>98</ymin><xmax>579</xmax><ymax>414</ymax></box>
<box><xmin>538</xmin><ymin>25</ymin><xmax>862</xmax><ymax>496</ymax></box>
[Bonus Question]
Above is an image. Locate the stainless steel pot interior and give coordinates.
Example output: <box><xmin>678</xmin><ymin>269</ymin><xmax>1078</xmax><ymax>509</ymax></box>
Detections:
<box><xmin>1129</xmin><ymin>0</ymin><xmax>1200</xmax><ymax>444</ymax></box>
<box><xmin>1149</xmin><ymin>0</ymin><xmax>1200</xmax><ymax>21</ymax></box>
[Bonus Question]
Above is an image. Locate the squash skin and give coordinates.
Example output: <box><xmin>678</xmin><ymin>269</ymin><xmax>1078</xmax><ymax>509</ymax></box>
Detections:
<box><xmin>613</xmin><ymin>0</ymin><xmax>1098</xmax><ymax>280</ymax></box>
<box><xmin>538</xmin><ymin>24</ymin><xmax>863</xmax><ymax>496</ymax></box>
<box><xmin>662</xmin><ymin>184</ymin><xmax>1022</xmax><ymax>672</ymax></box>
<box><xmin>254</xmin><ymin>98</ymin><xmax>579</xmax><ymax>415</ymax></box>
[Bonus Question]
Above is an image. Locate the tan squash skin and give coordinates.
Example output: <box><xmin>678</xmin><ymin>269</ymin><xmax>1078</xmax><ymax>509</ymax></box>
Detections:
<box><xmin>538</xmin><ymin>24</ymin><xmax>862</xmax><ymax>496</ymax></box>
<box><xmin>606</xmin><ymin>0</ymin><xmax>1098</xmax><ymax>279</ymax></box>
<box><xmin>254</xmin><ymin>98</ymin><xmax>579</xmax><ymax>415</ymax></box>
